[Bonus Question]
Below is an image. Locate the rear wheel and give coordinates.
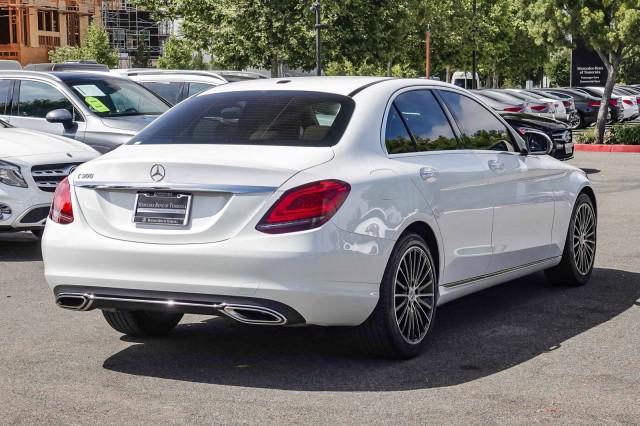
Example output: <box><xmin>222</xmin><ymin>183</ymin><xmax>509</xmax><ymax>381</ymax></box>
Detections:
<box><xmin>102</xmin><ymin>310</ymin><xmax>183</xmax><ymax>337</ymax></box>
<box><xmin>569</xmin><ymin>112</ymin><xmax>582</xmax><ymax>129</ymax></box>
<box><xmin>545</xmin><ymin>193</ymin><xmax>596</xmax><ymax>286</ymax></box>
<box><xmin>357</xmin><ymin>233</ymin><xmax>437</xmax><ymax>359</ymax></box>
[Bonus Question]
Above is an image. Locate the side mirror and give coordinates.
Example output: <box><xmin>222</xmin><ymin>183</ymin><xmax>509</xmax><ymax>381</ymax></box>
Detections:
<box><xmin>46</xmin><ymin>109</ymin><xmax>74</xmax><ymax>130</ymax></box>
<box><xmin>523</xmin><ymin>129</ymin><xmax>553</xmax><ymax>155</ymax></box>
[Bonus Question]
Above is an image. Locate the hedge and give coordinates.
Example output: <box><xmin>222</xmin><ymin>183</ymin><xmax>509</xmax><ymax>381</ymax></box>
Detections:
<box><xmin>575</xmin><ymin>125</ymin><xmax>640</xmax><ymax>145</ymax></box>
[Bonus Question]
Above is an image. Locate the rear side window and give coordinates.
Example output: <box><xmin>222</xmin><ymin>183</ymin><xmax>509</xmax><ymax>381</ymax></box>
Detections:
<box><xmin>385</xmin><ymin>106</ymin><xmax>415</xmax><ymax>154</ymax></box>
<box><xmin>439</xmin><ymin>91</ymin><xmax>517</xmax><ymax>152</ymax></box>
<box><xmin>0</xmin><ymin>79</ymin><xmax>11</xmax><ymax>115</ymax></box>
<box><xmin>393</xmin><ymin>90</ymin><xmax>458</xmax><ymax>152</ymax></box>
<box><xmin>130</xmin><ymin>90</ymin><xmax>355</xmax><ymax>147</ymax></box>
<box><xmin>187</xmin><ymin>82</ymin><xmax>216</xmax><ymax>98</ymax></box>
<box><xmin>142</xmin><ymin>81</ymin><xmax>183</xmax><ymax>105</ymax></box>
<box><xmin>14</xmin><ymin>80</ymin><xmax>75</xmax><ymax>118</ymax></box>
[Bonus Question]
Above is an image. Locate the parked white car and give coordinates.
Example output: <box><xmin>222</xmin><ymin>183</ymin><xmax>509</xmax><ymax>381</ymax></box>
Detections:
<box><xmin>587</xmin><ymin>86</ymin><xmax>640</xmax><ymax>121</ymax></box>
<box><xmin>113</xmin><ymin>70</ymin><xmax>227</xmax><ymax>105</ymax></box>
<box><xmin>43</xmin><ymin>77</ymin><xmax>596</xmax><ymax>358</ymax></box>
<box><xmin>505</xmin><ymin>88</ymin><xmax>567</xmax><ymax>120</ymax></box>
<box><xmin>0</xmin><ymin>119</ymin><xmax>98</xmax><ymax>237</ymax></box>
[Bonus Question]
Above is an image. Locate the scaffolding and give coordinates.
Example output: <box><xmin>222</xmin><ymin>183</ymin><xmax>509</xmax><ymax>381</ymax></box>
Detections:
<box><xmin>100</xmin><ymin>0</ymin><xmax>172</xmax><ymax>65</ymax></box>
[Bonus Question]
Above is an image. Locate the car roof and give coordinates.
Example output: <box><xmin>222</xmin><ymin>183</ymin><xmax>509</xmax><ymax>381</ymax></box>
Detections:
<box><xmin>199</xmin><ymin>76</ymin><xmax>462</xmax><ymax>97</ymax></box>
<box><xmin>0</xmin><ymin>70</ymin><xmax>130</xmax><ymax>82</ymax></box>
<box><xmin>127</xmin><ymin>73</ymin><xmax>226</xmax><ymax>84</ymax></box>
<box><xmin>112</xmin><ymin>69</ymin><xmax>264</xmax><ymax>83</ymax></box>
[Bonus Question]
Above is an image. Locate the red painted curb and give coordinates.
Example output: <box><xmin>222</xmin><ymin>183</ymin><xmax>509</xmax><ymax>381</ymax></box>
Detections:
<box><xmin>575</xmin><ymin>144</ymin><xmax>640</xmax><ymax>153</ymax></box>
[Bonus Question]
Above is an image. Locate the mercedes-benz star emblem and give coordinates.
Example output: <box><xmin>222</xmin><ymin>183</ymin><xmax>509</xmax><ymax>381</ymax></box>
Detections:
<box><xmin>150</xmin><ymin>164</ymin><xmax>166</xmax><ymax>182</ymax></box>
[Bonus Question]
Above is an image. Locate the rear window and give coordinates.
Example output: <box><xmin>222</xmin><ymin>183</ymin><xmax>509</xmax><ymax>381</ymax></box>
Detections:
<box><xmin>130</xmin><ymin>90</ymin><xmax>355</xmax><ymax>147</ymax></box>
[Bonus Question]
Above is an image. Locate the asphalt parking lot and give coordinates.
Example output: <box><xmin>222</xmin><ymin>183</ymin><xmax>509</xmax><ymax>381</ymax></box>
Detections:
<box><xmin>2</xmin><ymin>152</ymin><xmax>639</xmax><ymax>425</ymax></box>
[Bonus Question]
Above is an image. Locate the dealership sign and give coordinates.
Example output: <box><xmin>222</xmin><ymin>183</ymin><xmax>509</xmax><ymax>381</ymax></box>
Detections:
<box><xmin>571</xmin><ymin>40</ymin><xmax>608</xmax><ymax>87</ymax></box>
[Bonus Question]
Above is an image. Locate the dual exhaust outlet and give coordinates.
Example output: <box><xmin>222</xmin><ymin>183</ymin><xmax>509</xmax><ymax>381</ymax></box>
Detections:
<box><xmin>55</xmin><ymin>293</ymin><xmax>288</xmax><ymax>325</ymax></box>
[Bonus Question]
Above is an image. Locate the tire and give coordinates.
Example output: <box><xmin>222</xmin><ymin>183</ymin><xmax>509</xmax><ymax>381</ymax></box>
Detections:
<box><xmin>570</xmin><ymin>112</ymin><xmax>583</xmax><ymax>129</ymax></box>
<box><xmin>31</xmin><ymin>229</ymin><xmax>44</xmax><ymax>239</ymax></box>
<box><xmin>545</xmin><ymin>193</ymin><xmax>596</xmax><ymax>286</ymax></box>
<box><xmin>102</xmin><ymin>310</ymin><xmax>183</xmax><ymax>337</ymax></box>
<box><xmin>357</xmin><ymin>233</ymin><xmax>438</xmax><ymax>359</ymax></box>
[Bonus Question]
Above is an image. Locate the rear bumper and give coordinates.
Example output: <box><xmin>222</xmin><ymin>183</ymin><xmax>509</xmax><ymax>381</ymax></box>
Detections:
<box><xmin>53</xmin><ymin>285</ymin><xmax>305</xmax><ymax>325</ymax></box>
<box><xmin>43</xmin><ymin>219</ymin><xmax>392</xmax><ymax>326</ymax></box>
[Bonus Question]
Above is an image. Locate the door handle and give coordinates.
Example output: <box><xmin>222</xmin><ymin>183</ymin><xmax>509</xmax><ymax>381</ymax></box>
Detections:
<box><xmin>488</xmin><ymin>160</ymin><xmax>505</xmax><ymax>172</ymax></box>
<box><xmin>419</xmin><ymin>167</ymin><xmax>439</xmax><ymax>180</ymax></box>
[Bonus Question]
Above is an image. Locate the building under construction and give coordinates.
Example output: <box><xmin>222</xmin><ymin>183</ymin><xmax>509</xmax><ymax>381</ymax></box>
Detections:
<box><xmin>0</xmin><ymin>0</ymin><xmax>100</xmax><ymax>65</ymax></box>
<box><xmin>100</xmin><ymin>0</ymin><xmax>172</xmax><ymax>67</ymax></box>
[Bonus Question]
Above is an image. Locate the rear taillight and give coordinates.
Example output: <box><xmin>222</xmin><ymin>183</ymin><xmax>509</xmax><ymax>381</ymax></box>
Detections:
<box><xmin>588</xmin><ymin>101</ymin><xmax>601</xmax><ymax>108</ymax></box>
<box><xmin>609</xmin><ymin>99</ymin><xmax>618</xmax><ymax>107</ymax></box>
<box><xmin>530</xmin><ymin>104</ymin><xmax>547</xmax><ymax>112</ymax></box>
<box><xmin>49</xmin><ymin>177</ymin><xmax>74</xmax><ymax>224</ymax></box>
<box><xmin>563</xmin><ymin>100</ymin><xmax>571</xmax><ymax>108</ymax></box>
<box><xmin>256</xmin><ymin>180</ymin><xmax>350</xmax><ymax>234</ymax></box>
<box><xmin>503</xmin><ymin>106</ymin><xmax>523</xmax><ymax>112</ymax></box>
<box><xmin>623</xmin><ymin>99</ymin><xmax>633</xmax><ymax>105</ymax></box>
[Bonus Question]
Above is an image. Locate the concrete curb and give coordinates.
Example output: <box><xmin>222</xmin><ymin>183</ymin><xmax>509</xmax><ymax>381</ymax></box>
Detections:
<box><xmin>575</xmin><ymin>144</ymin><xmax>640</xmax><ymax>153</ymax></box>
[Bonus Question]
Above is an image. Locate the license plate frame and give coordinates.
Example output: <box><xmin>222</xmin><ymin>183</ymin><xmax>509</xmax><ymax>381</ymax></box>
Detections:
<box><xmin>133</xmin><ymin>191</ymin><xmax>192</xmax><ymax>227</ymax></box>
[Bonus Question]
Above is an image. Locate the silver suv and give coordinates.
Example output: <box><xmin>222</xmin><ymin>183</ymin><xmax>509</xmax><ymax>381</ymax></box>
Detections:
<box><xmin>0</xmin><ymin>71</ymin><xmax>170</xmax><ymax>153</ymax></box>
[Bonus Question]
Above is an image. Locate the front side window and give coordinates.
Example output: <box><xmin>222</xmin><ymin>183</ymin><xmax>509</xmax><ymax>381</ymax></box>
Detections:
<box><xmin>130</xmin><ymin>90</ymin><xmax>354</xmax><ymax>147</ymax></box>
<box><xmin>439</xmin><ymin>91</ymin><xmax>517</xmax><ymax>152</ymax></box>
<box><xmin>142</xmin><ymin>81</ymin><xmax>183</xmax><ymax>105</ymax></box>
<box><xmin>63</xmin><ymin>77</ymin><xmax>169</xmax><ymax>117</ymax></box>
<box><xmin>393</xmin><ymin>90</ymin><xmax>458</xmax><ymax>152</ymax></box>
<box><xmin>14</xmin><ymin>80</ymin><xmax>74</xmax><ymax>118</ymax></box>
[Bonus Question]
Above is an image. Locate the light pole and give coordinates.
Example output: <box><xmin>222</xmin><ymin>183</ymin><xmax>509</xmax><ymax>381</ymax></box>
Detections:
<box><xmin>471</xmin><ymin>0</ymin><xmax>477</xmax><ymax>89</ymax></box>
<box><xmin>425</xmin><ymin>25</ymin><xmax>431</xmax><ymax>79</ymax></box>
<box><xmin>310</xmin><ymin>0</ymin><xmax>328</xmax><ymax>76</ymax></box>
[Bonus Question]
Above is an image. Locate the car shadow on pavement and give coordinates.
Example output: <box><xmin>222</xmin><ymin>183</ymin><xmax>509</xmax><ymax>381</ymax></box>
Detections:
<box><xmin>0</xmin><ymin>232</ymin><xmax>42</xmax><ymax>262</ymax></box>
<box><xmin>103</xmin><ymin>267</ymin><xmax>640</xmax><ymax>391</ymax></box>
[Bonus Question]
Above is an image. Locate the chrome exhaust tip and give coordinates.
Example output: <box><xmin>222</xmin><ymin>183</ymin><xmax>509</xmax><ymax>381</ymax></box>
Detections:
<box><xmin>56</xmin><ymin>293</ymin><xmax>92</xmax><ymax>311</ymax></box>
<box><xmin>222</xmin><ymin>304</ymin><xmax>287</xmax><ymax>325</ymax></box>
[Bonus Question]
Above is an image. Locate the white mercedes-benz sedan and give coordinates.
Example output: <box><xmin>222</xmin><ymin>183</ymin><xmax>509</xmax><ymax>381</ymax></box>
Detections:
<box><xmin>0</xmin><ymin>119</ymin><xmax>98</xmax><ymax>238</ymax></box>
<box><xmin>43</xmin><ymin>77</ymin><xmax>597</xmax><ymax>358</ymax></box>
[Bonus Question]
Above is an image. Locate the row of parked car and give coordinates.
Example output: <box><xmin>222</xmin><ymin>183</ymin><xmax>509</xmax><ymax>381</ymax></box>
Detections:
<box><xmin>475</xmin><ymin>85</ymin><xmax>640</xmax><ymax>129</ymax></box>
<box><xmin>0</xmin><ymin>59</ymin><xmax>633</xmax><ymax>240</ymax></box>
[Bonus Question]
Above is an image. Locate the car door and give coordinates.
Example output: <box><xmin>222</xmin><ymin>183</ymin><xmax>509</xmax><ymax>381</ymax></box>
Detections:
<box><xmin>10</xmin><ymin>79</ymin><xmax>86</xmax><ymax>140</ymax></box>
<box><xmin>438</xmin><ymin>89</ymin><xmax>556</xmax><ymax>273</ymax></box>
<box><xmin>384</xmin><ymin>89</ymin><xmax>495</xmax><ymax>285</ymax></box>
<box><xmin>0</xmin><ymin>79</ymin><xmax>13</xmax><ymax>123</ymax></box>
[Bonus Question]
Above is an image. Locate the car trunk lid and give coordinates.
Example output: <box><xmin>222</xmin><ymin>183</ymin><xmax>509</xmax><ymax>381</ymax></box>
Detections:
<box><xmin>72</xmin><ymin>144</ymin><xmax>334</xmax><ymax>244</ymax></box>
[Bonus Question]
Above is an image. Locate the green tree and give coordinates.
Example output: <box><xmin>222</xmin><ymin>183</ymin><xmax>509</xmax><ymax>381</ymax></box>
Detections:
<box><xmin>137</xmin><ymin>0</ymin><xmax>314</xmax><ymax>77</ymax></box>
<box><xmin>524</xmin><ymin>1</ymin><xmax>640</xmax><ymax>144</ymax></box>
<box><xmin>132</xmin><ymin>34</ymin><xmax>151</xmax><ymax>68</ymax></box>
<box><xmin>83</xmin><ymin>24</ymin><xmax>119</xmax><ymax>67</ymax></box>
<box><xmin>619</xmin><ymin>46</ymin><xmax>640</xmax><ymax>84</ymax></box>
<box><xmin>545</xmin><ymin>48</ymin><xmax>571</xmax><ymax>87</ymax></box>
<box><xmin>49</xmin><ymin>24</ymin><xmax>118</xmax><ymax>68</ymax></box>
<box><xmin>157</xmin><ymin>36</ymin><xmax>197</xmax><ymax>69</ymax></box>
<box><xmin>49</xmin><ymin>46</ymin><xmax>83</xmax><ymax>63</ymax></box>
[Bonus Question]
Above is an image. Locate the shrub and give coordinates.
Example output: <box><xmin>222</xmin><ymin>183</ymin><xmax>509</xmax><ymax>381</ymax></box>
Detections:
<box><xmin>609</xmin><ymin>125</ymin><xmax>640</xmax><ymax>145</ymax></box>
<box><xmin>575</xmin><ymin>129</ymin><xmax>596</xmax><ymax>144</ymax></box>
